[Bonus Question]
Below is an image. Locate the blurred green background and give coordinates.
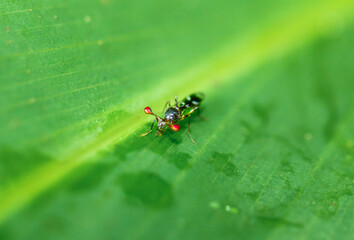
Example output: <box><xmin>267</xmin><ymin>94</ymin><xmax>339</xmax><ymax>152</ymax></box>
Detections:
<box><xmin>0</xmin><ymin>0</ymin><xmax>353</xmax><ymax>239</ymax></box>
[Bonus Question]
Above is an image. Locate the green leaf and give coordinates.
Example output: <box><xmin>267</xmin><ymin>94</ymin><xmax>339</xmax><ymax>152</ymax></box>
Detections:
<box><xmin>0</xmin><ymin>0</ymin><xmax>353</xmax><ymax>239</ymax></box>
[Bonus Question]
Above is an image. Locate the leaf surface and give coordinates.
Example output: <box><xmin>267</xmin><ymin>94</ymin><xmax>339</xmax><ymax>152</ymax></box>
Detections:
<box><xmin>0</xmin><ymin>0</ymin><xmax>353</xmax><ymax>239</ymax></box>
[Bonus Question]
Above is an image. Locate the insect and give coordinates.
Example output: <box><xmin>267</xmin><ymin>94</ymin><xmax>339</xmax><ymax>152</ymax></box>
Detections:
<box><xmin>141</xmin><ymin>93</ymin><xmax>204</xmax><ymax>144</ymax></box>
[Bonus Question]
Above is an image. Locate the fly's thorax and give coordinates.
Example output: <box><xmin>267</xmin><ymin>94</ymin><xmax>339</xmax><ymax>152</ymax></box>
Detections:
<box><xmin>164</xmin><ymin>107</ymin><xmax>180</xmax><ymax>121</ymax></box>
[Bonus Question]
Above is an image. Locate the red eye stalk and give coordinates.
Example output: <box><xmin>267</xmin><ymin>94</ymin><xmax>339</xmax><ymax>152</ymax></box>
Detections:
<box><xmin>169</xmin><ymin>124</ymin><xmax>180</xmax><ymax>131</ymax></box>
<box><xmin>144</xmin><ymin>106</ymin><xmax>152</xmax><ymax>114</ymax></box>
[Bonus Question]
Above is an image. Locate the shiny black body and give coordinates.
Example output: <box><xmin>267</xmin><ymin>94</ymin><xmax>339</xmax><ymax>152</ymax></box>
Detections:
<box><xmin>179</xmin><ymin>93</ymin><xmax>204</xmax><ymax>111</ymax></box>
<box><xmin>164</xmin><ymin>107</ymin><xmax>180</xmax><ymax>121</ymax></box>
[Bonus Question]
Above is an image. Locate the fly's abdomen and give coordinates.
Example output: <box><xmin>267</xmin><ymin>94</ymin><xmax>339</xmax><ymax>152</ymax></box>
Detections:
<box><xmin>180</xmin><ymin>93</ymin><xmax>204</xmax><ymax>110</ymax></box>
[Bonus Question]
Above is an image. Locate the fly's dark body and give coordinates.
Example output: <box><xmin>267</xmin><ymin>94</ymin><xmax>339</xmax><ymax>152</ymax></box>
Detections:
<box><xmin>179</xmin><ymin>93</ymin><xmax>204</xmax><ymax>111</ymax></box>
<box><xmin>164</xmin><ymin>107</ymin><xmax>180</xmax><ymax>121</ymax></box>
<box><xmin>141</xmin><ymin>93</ymin><xmax>204</xmax><ymax>144</ymax></box>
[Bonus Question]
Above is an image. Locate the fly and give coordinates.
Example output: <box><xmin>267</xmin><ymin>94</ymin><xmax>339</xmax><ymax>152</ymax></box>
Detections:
<box><xmin>141</xmin><ymin>93</ymin><xmax>204</xmax><ymax>144</ymax></box>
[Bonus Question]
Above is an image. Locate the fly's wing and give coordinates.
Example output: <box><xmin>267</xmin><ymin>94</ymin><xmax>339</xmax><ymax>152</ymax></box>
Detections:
<box><xmin>181</xmin><ymin>107</ymin><xmax>197</xmax><ymax>116</ymax></box>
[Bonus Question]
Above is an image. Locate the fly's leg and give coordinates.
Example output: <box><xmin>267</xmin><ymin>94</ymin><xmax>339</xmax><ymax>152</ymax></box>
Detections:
<box><xmin>179</xmin><ymin>106</ymin><xmax>199</xmax><ymax>144</ymax></box>
<box><xmin>187</xmin><ymin>115</ymin><xmax>197</xmax><ymax>144</ymax></box>
<box><xmin>196</xmin><ymin>108</ymin><xmax>208</xmax><ymax>121</ymax></box>
<box><xmin>140</xmin><ymin>118</ymin><xmax>156</xmax><ymax>137</ymax></box>
<box><xmin>180</xmin><ymin>106</ymin><xmax>199</xmax><ymax>121</ymax></box>
<box><xmin>187</xmin><ymin>106</ymin><xmax>199</xmax><ymax>115</ymax></box>
<box><xmin>189</xmin><ymin>106</ymin><xmax>207</xmax><ymax>121</ymax></box>
<box><xmin>163</xmin><ymin>100</ymin><xmax>171</xmax><ymax>112</ymax></box>
<box><xmin>174</xmin><ymin>95</ymin><xmax>178</xmax><ymax>107</ymax></box>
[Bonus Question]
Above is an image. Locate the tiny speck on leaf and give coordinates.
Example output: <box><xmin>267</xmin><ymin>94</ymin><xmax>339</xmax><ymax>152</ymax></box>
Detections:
<box><xmin>84</xmin><ymin>15</ymin><xmax>92</xmax><ymax>23</ymax></box>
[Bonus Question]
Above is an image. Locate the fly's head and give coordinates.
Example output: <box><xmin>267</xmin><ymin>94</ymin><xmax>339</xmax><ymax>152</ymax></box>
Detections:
<box><xmin>156</xmin><ymin>118</ymin><xmax>180</xmax><ymax>135</ymax></box>
<box><xmin>156</xmin><ymin>120</ymin><xmax>166</xmax><ymax>136</ymax></box>
<box><xmin>144</xmin><ymin>107</ymin><xmax>180</xmax><ymax>136</ymax></box>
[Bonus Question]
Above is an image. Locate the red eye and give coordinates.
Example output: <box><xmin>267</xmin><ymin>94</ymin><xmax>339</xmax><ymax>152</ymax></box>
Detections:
<box><xmin>169</xmin><ymin>124</ymin><xmax>180</xmax><ymax>131</ymax></box>
<box><xmin>144</xmin><ymin>107</ymin><xmax>152</xmax><ymax>114</ymax></box>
